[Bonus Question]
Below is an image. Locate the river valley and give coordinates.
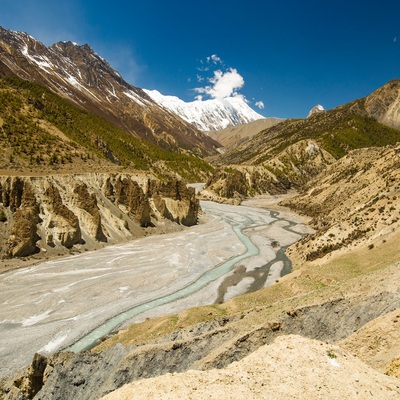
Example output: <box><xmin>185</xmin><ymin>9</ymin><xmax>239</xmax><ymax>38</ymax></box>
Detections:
<box><xmin>0</xmin><ymin>199</ymin><xmax>312</xmax><ymax>378</ymax></box>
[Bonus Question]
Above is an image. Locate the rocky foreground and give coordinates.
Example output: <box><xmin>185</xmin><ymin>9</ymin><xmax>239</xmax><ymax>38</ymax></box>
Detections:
<box><xmin>2</xmin><ymin>206</ymin><xmax>400</xmax><ymax>399</ymax></box>
<box><xmin>101</xmin><ymin>335</ymin><xmax>400</xmax><ymax>400</ymax></box>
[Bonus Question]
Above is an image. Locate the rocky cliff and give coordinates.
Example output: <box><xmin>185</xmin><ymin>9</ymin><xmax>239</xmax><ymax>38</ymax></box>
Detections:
<box><xmin>0</xmin><ymin>173</ymin><xmax>199</xmax><ymax>263</ymax></box>
<box><xmin>364</xmin><ymin>79</ymin><xmax>400</xmax><ymax>130</ymax></box>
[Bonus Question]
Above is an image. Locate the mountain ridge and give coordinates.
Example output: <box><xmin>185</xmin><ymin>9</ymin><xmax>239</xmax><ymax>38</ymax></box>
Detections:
<box><xmin>0</xmin><ymin>27</ymin><xmax>220</xmax><ymax>156</ymax></box>
<box><xmin>144</xmin><ymin>89</ymin><xmax>265</xmax><ymax>131</ymax></box>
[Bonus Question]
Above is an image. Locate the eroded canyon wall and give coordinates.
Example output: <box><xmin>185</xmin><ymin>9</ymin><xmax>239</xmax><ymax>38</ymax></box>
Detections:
<box><xmin>0</xmin><ymin>174</ymin><xmax>199</xmax><ymax>260</ymax></box>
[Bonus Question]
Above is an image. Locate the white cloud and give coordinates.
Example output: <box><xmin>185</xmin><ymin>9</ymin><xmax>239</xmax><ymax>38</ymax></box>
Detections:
<box><xmin>210</xmin><ymin>54</ymin><xmax>222</xmax><ymax>64</ymax></box>
<box><xmin>196</xmin><ymin>74</ymin><xmax>204</xmax><ymax>82</ymax></box>
<box><xmin>194</xmin><ymin>95</ymin><xmax>203</xmax><ymax>101</ymax></box>
<box><xmin>255</xmin><ymin>101</ymin><xmax>265</xmax><ymax>109</ymax></box>
<box><xmin>233</xmin><ymin>93</ymin><xmax>248</xmax><ymax>103</ymax></box>
<box><xmin>195</xmin><ymin>68</ymin><xmax>245</xmax><ymax>99</ymax></box>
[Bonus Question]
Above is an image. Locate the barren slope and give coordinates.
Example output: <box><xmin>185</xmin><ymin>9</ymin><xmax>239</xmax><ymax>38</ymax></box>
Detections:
<box><xmin>208</xmin><ymin>117</ymin><xmax>283</xmax><ymax>148</ymax></box>
<box><xmin>102</xmin><ymin>335</ymin><xmax>400</xmax><ymax>400</ymax></box>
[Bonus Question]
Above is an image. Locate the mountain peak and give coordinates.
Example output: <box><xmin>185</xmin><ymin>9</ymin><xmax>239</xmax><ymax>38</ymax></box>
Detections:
<box><xmin>144</xmin><ymin>90</ymin><xmax>265</xmax><ymax>131</ymax></box>
<box><xmin>307</xmin><ymin>104</ymin><xmax>325</xmax><ymax>118</ymax></box>
<box><xmin>0</xmin><ymin>26</ymin><xmax>219</xmax><ymax>156</ymax></box>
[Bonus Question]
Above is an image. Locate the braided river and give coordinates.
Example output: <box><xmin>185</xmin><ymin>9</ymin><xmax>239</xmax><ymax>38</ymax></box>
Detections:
<box><xmin>0</xmin><ymin>199</ymin><xmax>312</xmax><ymax>377</ymax></box>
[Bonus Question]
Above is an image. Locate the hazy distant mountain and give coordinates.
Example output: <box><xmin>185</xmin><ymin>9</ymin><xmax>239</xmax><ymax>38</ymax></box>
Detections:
<box><xmin>208</xmin><ymin>118</ymin><xmax>284</xmax><ymax>148</ymax></box>
<box><xmin>144</xmin><ymin>89</ymin><xmax>265</xmax><ymax>131</ymax></box>
<box><xmin>0</xmin><ymin>27</ymin><xmax>219</xmax><ymax>155</ymax></box>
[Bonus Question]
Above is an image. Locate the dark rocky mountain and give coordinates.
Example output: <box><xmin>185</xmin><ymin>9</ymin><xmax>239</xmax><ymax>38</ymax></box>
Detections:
<box><xmin>0</xmin><ymin>27</ymin><xmax>220</xmax><ymax>156</ymax></box>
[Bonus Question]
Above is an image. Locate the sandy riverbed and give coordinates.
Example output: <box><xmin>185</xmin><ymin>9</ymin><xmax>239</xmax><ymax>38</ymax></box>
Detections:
<box><xmin>0</xmin><ymin>197</ymin><xmax>312</xmax><ymax>377</ymax></box>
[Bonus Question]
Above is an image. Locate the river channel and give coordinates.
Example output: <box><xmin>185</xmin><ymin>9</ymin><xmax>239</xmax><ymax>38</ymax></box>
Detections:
<box><xmin>0</xmin><ymin>199</ymin><xmax>312</xmax><ymax>377</ymax></box>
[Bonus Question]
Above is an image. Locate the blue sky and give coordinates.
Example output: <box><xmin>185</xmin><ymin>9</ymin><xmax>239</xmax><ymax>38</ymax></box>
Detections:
<box><xmin>1</xmin><ymin>0</ymin><xmax>399</xmax><ymax>118</ymax></box>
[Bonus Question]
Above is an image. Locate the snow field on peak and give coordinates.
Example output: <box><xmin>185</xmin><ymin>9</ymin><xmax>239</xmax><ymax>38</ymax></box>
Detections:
<box><xmin>144</xmin><ymin>89</ymin><xmax>265</xmax><ymax>131</ymax></box>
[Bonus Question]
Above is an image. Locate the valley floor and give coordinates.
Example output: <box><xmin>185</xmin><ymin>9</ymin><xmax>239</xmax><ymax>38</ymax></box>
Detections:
<box><xmin>0</xmin><ymin>196</ymin><xmax>310</xmax><ymax>378</ymax></box>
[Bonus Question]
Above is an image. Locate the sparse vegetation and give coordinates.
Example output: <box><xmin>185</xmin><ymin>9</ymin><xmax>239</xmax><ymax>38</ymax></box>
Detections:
<box><xmin>0</xmin><ymin>77</ymin><xmax>214</xmax><ymax>181</ymax></box>
<box><xmin>0</xmin><ymin>210</ymin><xmax>6</xmax><ymax>222</ymax></box>
<box><xmin>327</xmin><ymin>349</ymin><xmax>337</xmax><ymax>359</ymax></box>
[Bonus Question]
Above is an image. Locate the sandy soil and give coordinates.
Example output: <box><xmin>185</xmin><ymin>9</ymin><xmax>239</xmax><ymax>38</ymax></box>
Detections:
<box><xmin>340</xmin><ymin>307</ymin><xmax>400</xmax><ymax>373</ymax></box>
<box><xmin>101</xmin><ymin>334</ymin><xmax>400</xmax><ymax>400</ymax></box>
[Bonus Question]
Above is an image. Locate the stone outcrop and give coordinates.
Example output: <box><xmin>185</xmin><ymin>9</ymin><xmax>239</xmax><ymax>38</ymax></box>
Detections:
<box><xmin>5</xmin><ymin>182</ymin><xmax>40</xmax><ymax>257</ymax></box>
<box><xmin>112</xmin><ymin>177</ymin><xmax>151</xmax><ymax>226</ymax></box>
<box><xmin>0</xmin><ymin>174</ymin><xmax>199</xmax><ymax>260</ymax></box>
<box><xmin>43</xmin><ymin>183</ymin><xmax>82</xmax><ymax>248</ymax></box>
<box><xmin>73</xmin><ymin>183</ymin><xmax>107</xmax><ymax>242</ymax></box>
<box><xmin>151</xmin><ymin>180</ymin><xmax>199</xmax><ymax>226</ymax></box>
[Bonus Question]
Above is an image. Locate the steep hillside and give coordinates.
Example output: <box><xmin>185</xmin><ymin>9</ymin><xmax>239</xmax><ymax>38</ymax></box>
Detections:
<box><xmin>282</xmin><ymin>144</ymin><xmax>400</xmax><ymax>263</ymax></box>
<box><xmin>0</xmin><ymin>77</ymin><xmax>214</xmax><ymax>182</ymax></box>
<box><xmin>208</xmin><ymin>117</ymin><xmax>283</xmax><ymax>148</ymax></box>
<box><xmin>203</xmin><ymin>80</ymin><xmax>400</xmax><ymax>201</ymax></box>
<box><xmin>0</xmin><ymin>27</ymin><xmax>220</xmax><ymax>156</ymax></box>
<box><xmin>218</xmin><ymin>81</ymin><xmax>400</xmax><ymax>166</ymax></box>
<box><xmin>203</xmin><ymin>139</ymin><xmax>336</xmax><ymax>204</ymax></box>
<box><xmin>364</xmin><ymin>79</ymin><xmax>400</xmax><ymax>129</ymax></box>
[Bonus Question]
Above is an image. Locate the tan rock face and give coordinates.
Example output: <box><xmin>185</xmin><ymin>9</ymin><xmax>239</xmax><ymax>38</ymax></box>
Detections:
<box><xmin>5</xmin><ymin>181</ymin><xmax>40</xmax><ymax>257</ymax></box>
<box><xmin>112</xmin><ymin>177</ymin><xmax>151</xmax><ymax>226</ymax></box>
<box><xmin>0</xmin><ymin>174</ymin><xmax>200</xmax><ymax>260</ymax></box>
<box><xmin>73</xmin><ymin>183</ymin><xmax>106</xmax><ymax>242</ymax></box>
<box><xmin>151</xmin><ymin>180</ymin><xmax>199</xmax><ymax>226</ymax></box>
<box><xmin>364</xmin><ymin>79</ymin><xmax>400</xmax><ymax>130</ymax></box>
<box><xmin>43</xmin><ymin>183</ymin><xmax>82</xmax><ymax>248</ymax></box>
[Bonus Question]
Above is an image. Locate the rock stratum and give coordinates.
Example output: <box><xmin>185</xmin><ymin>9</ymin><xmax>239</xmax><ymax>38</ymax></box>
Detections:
<box><xmin>0</xmin><ymin>173</ymin><xmax>198</xmax><ymax>266</ymax></box>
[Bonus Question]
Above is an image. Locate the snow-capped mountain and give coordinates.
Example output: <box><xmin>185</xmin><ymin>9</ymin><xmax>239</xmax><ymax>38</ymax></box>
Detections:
<box><xmin>307</xmin><ymin>104</ymin><xmax>325</xmax><ymax>118</ymax></box>
<box><xmin>144</xmin><ymin>89</ymin><xmax>265</xmax><ymax>131</ymax></box>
